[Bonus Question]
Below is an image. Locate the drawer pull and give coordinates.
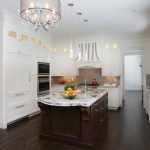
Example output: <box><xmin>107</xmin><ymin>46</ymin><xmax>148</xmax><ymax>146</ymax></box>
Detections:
<box><xmin>15</xmin><ymin>105</ymin><xmax>25</xmax><ymax>109</ymax></box>
<box><xmin>15</xmin><ymin>93</ymin><xmax>24</xmax><ymax>96</ymax></box>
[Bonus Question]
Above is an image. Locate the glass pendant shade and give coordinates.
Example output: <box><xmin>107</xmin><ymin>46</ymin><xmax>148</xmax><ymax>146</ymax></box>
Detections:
<box><xmin>20</xmin><ymin>0</ymin><xmax>61</xmax><ymax>30</ymax></box>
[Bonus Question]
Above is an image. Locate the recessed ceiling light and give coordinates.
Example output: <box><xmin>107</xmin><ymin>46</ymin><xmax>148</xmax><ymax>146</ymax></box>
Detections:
<box><xmin>77</xmin><ymin>12</ymin><xmax>82</xmax><ymax>15</ymax></box>
<box><xmin>83</xmin><ymin>19</ymin><xmax>88</xmax><ymax>22</ymax></box>
<box><xmin>68</xmin><ymin>3</ymin><xmax>74</xmax><ymax>7</ymax></box>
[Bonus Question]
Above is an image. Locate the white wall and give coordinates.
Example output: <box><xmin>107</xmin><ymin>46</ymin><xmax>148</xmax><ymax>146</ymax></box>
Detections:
<box><xmin>124</xmin><ymin>55</ymin><xmax>142</xmax><ymax>90</ymax></box>
<box><xmin>0</xmin><ymin>21</ymin><xmax>5</xmax><ymax>128</ymax></box>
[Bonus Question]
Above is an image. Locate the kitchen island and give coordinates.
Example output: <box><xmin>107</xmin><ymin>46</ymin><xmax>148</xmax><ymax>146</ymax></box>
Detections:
<box><xmin>38</xmin><ymin>88</ymin><xmax>108</xmax><ymax>148</ymax></box>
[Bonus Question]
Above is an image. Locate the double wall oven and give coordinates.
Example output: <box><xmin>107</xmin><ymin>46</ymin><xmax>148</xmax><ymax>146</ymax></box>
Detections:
<box><xmin>38</xmin><ymin>62</ymin><xmax>50</xmax><ymax>96</ymax></box>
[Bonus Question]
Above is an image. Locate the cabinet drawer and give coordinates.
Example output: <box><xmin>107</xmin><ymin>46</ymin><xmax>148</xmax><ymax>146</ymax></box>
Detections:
<box><xmin>7</xmin><ymin>92</ymin><xmax>29</xmax><ymax>106</ymax></box>
<box><xmin>7</xmin><ymin>102</ymin><xmax>29</xmax><ymax>123</ymax></box>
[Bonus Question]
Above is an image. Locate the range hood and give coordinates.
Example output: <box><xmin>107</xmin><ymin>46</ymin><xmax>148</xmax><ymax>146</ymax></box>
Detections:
<box><xmin>75</xmin><ymin>42</ymin><xmax>101</xmax><ymax>68</ymax></box>
<box><xmin>76</xmin><ymin>61</ymin><xmax>101</xmax><ymax>68</ymax></box>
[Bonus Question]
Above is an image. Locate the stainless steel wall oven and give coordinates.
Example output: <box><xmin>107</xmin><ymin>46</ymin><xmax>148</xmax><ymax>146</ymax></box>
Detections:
<box><xmin>38</xmin><ymin>76</ymin><xmax>50</xmax><ymax>96</ymax></box>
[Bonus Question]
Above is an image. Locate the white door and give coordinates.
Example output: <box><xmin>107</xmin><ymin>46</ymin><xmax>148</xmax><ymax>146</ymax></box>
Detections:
<box><xmin>124</xmin><ymin>55</ymin><xmax>142</xmax><ymax>90</ymax></box>
<box><xmin>5</xmin><ymin>52</ymin><xmax>19</xmax><ymax>95</ymax></box>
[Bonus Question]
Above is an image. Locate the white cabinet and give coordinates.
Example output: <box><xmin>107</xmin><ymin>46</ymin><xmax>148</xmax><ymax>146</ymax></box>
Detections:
<box><xmin>6</xmin><ymin>52</ymin><xmax>19</xmax><ymax>95</ymax></box>
<box><xmin>5</xmin><ymin>51</ymin><xmax>30</xmax><ymax>123</ymax></box>
<box><xmin>7</xmin><ymin>101</ymin><xmax>29</xmax><ymax>123</ymax></box>
<box><xmin>51</xmin><ymin>53</ymin><xmax>78</xmax><ymax>76</ymax></box>
<box><xmin>107</xmin><ymin>88</ymin><xmax>121</xmax><ymax>109</ymax></box>
<box><xmin>6</xmin><ymin>52</ymin><xmax>29</xmax><ymax>95</ymax></box>
<box><xmin>102</xmin><ymin>48</ymin><xmax>121</xmax><ymax>76</ymax></box>
<box><xmin>143</xmin><ymin>87</ymin><xmax>149</xmax><ymax>114</ymax></box>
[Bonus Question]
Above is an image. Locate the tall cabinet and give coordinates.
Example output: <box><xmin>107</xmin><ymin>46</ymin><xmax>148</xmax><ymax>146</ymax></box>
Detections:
<box><xmin>5</xmin><ymin>31</ymin><xmax>30</xmax><ymax>123</ymax></box>
<box><xmin>0</xmin><ymin>13</ymin><xmax>52</xmax><ymax>128</ymax></box>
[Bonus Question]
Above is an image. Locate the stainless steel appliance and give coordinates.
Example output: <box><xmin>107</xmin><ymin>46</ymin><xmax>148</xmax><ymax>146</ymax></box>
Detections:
<box><xmin>38</xmin><ymin>76</ymin><xmax>50</xmax><ymax>96</ymax></box>
<box><xmin>38</xmin><ymin>62</ymin><xmax>50</xmax><ymax>75</ymax></box>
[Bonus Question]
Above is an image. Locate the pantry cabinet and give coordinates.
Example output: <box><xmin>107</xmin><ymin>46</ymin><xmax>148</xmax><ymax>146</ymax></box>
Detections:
<box><xmin>5</xmin><ymin>51</ymin><xmax>30</xmax><ymax>123</ymax></box>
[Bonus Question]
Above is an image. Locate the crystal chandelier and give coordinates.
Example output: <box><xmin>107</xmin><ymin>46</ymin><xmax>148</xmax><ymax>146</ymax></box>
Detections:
<box><xmin>20</xmin><ymin>0</ymin><xmax>61</xmax><ymax>31</ymax></box>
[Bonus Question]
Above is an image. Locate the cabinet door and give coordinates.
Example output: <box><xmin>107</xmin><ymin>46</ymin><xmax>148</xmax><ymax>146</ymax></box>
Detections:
<box><xmin>18</xmin><ymin>54</ymin><xmax>29</xmax><ymax>92</ymax></box>
<box><xmin>6</xmin><ymin>29</ymin><xmax>19</xmax><ymax>54</ymax></box>
<box><xmin>19</xmin><ymin>41</ymin><xmax>30</xmax><ymax>55</ymax></box>
<box><xmin>111</xmin><ymin>49</ymin><xmax>121</xmax><ymax>75</ymax></box>
<box><xmin>5</xmin><ymin>52</ymin><xmax>19</xmax><ymax>95</ymax></box>
<box><xmin>107</xmin><ymin>89</ymin><xmax>111</xmax><ymax>108</ymax></box>
<box><xmin>102</xmin><ymin>49</ymin><xmax>111</xmax><ymax>76</ymax></box>
<box><xmin>110</xmin><ymin>88</ymin><xmax>120</xmax><ymax>108</ymax></box>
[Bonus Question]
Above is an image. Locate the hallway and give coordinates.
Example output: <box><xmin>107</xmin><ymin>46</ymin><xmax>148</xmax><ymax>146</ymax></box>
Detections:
<box><xmin>0</xmin><ymin>91</ymin><xmax>150</xmax><ymax>150</ymax></box>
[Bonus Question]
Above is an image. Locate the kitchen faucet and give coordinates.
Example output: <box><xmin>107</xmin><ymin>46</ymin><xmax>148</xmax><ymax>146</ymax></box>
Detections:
<box><xmin>84</xmin><ymin>78</ymin><xmax>87</xmax><ymax>91</ymax></box>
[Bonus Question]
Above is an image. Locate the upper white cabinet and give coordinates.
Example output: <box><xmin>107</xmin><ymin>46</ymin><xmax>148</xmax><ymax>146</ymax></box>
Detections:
<box><xmin>51</xmin><ymin>52</ymin><xmax>78</xmax><ymax>76</ymax></box>
<box><xmin>102</xmin><ymin>48</ymin><xmax>121</xmax><ymax>76</ymax></box>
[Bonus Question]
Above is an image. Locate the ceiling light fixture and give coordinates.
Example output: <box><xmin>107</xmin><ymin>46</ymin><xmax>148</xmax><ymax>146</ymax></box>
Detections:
<box><xmin>74</xmin><ymin>12</ymin><xmax>82</xmax><ymax>61</ymax></box>
<box><xmin>68</xmin><ymin>3</ymin><xmax>74</xmax><ymax>59</ymax></box>
<box><xmin>19</xmin><ymin>0</ymin><xmax>61</xmax><ymax>31</ymax></box>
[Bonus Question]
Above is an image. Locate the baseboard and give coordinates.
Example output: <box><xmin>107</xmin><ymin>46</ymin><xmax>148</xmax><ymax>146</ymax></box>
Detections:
<box><xmin>0</xmin><ymin>122</ymin><xmax>7</xmax><ymax>129</ymax></box>
<box><xmin>28</xmin><ymin>110</ymin><xmax>41</xmax><ymax>117</ymax></box>
<box><xmin>108</xmin><ymin>107</ymin><xmax>119</xmax><ymax>111</ymax></box>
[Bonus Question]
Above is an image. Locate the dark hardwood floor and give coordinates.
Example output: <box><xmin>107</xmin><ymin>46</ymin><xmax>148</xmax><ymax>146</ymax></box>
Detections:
<box><xmin>0</xmin><ymin>90</ymin><xmax>150</xmax><ymax>150</ymax></box>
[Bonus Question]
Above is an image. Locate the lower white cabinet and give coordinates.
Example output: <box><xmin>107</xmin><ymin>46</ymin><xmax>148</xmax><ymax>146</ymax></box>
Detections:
<box><xmin>107</xmin><ymin>88</ymin><xmax>121</xmax><ymax>109</ymax></box>
<box><xmin>7</xmin><ymin>101</ymin><xmax>30</xmax><ymax>123</ymax></box>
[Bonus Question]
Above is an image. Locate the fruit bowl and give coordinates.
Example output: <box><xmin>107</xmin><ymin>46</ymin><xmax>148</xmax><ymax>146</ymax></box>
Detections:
<box><xmin>60</xmin><ymin>84</ymin><xmax>78</xmax><ymax>100</ymax></box>
<box><xmin>60</xmin><ymin>93</ymin><xmax>76</xmax><ymax>100</ymax></box>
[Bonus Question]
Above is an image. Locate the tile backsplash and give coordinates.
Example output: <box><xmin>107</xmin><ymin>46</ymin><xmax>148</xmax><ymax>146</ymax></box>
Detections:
<box><xmin>52</xmin><ymin>76</ymin><xmax>120</xmax><ymax>86</ymax></box>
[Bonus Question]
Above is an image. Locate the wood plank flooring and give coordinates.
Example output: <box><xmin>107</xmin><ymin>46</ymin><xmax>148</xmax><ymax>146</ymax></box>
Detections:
<box><xmin>0</xmin><ymin>90</ymin><xmax>150</xmax><ymax>150</ymax></box>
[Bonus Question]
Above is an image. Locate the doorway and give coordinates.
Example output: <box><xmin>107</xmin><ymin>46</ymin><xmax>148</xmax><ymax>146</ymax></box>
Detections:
<box><xmin>124</xmin><ymin>54</ymin><xmax>142</xmax><ymax>91</ymax></box>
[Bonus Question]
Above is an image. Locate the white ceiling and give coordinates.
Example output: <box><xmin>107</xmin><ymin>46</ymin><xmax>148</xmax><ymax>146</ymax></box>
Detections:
<box><xmin>1</xmin><ymin>0</ymin><xmax>150</xmax><ymax>40</ymax></box>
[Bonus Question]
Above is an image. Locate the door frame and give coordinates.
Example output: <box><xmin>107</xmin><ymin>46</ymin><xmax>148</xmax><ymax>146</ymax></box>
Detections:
<box><xmin>122</xmin><ymin>49</ymin><xmax>143</xmax><ymax>101</ymax></box>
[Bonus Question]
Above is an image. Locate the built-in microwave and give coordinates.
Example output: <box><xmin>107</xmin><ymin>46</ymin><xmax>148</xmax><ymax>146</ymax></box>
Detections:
<box><xmin>38</xmin><ymin>62</ymin><xmax>50</xmax><ymax>75</ymax></box>
<box><xmin>38</xmin><ymin>76</ymin><xmax>50</xmax><ymax>96</ymax></box>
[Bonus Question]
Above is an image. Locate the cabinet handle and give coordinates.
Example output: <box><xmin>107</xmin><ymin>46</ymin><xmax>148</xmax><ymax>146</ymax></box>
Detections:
<box><xmin>29</xmin><ymin>71</ymin><xmax>31</xmax><ymax>82</ymax></box>
<box><xmin>94</xmin><ymin>109</ymin><xmax>99</xmax><ymax>112</ymax></box>
<box><xmin>15</xmin><ymin>93</ymin><xmax>24</xmax><ymax>96</ymax></box>
<box><xmin>15</xmin><ymin>105</ymin><xmax>25</xmax><ymax>109</ymax></box>
<box><xmin>100</xmin><ymin>119</ymin><xmax>104</xmax><ymax>122</ymax></box>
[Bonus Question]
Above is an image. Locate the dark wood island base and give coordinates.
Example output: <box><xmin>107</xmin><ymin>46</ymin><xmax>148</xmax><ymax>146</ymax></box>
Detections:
<box><xmin>38</xmin><ymin>93</ymin><xmax>108</xmax><ymax>149</ymax></box>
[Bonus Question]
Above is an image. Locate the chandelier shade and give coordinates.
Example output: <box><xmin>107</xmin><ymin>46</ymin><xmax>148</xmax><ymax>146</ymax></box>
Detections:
<box><xmin>20</xmin><ymin>0</ymin><xmax>61</xmax><ymax>30</ymax></box>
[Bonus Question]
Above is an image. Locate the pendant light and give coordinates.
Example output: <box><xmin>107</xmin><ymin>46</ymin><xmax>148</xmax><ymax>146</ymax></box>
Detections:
<box><xmin>68</xmin><ymin>3</ymin><xmax>74</xmax><ymax>59</ymax></box>
<box><xmin>83</xmin><ymin>19</ymin><xmax>88</xmax><ymax>62</ymax></box>
<box><xmin>74</xmin><ymin>12</ymin><xmax>82</xmax><ymax>61</ymax></box>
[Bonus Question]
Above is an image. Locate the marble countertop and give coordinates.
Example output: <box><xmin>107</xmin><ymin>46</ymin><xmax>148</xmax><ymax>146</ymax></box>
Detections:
<box><xmin>38</xmin><ymin>88</ymin><xmax>108</xmax><ymax>107</ymax></box>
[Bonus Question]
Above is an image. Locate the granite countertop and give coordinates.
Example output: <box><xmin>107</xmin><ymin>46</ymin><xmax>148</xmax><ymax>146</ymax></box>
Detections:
<box><xmin>38</xmin><ymin>88</ymin><xmax>108</xmax><ymax>107</ymax></box>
